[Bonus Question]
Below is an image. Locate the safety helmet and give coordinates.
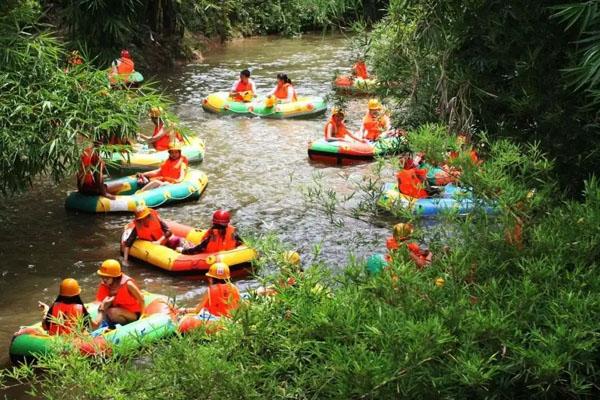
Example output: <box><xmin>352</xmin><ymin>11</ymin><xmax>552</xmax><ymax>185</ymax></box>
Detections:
<box><xmin>368</xmin><ymin>99</ymin><xmax>382</xmax><ymax>110</ymax></box>
<box><xmin>168</xmin><ymin>142</ymin><xmax>182</xmax><ymax>152</ymax></box>
<box><xmin>135</xmin><ymin>204</ymin><xmax>151</xmax><ymax>220</ymax></box>
<box><xmin>120</xmin><ymin>49</ymin><xmax>131</xmax><ymax>59</ymax></box>
<box><xmin>393</xmin><ymin>223</ymin><xmax>414</xmax><ymax>241</ymax></box>
<box><xmin>212</xmin><ymin>209</ymin><xmax>231</xmax><ymax>225</ymax></box>
<box><xmin>331</xmin><ymin>107</ymin><xmax>345</xmax><ymax>117</ymax></box>
<box><xmin>59</xmin><ymin>278</ymin><xmax>81</xmax><ymax>297</ymax></box>
<box><xmin>206</xmin><ymin>262</ymin><xmax>231</xmax><ymax>280</ymax></box>
<box><xmin>97</xmin><ymin>259</ymin><xmax>122</xmax><ymax>278</ymax></box>
<box><xmin>283</xmin><ymin>251</ymin><xmax>301</xmax><ymax>266</ymax></box>
<box><xmin>148</xmin><ymin>106</ymin><xmax>162</xmax><ymax>118</ymax></box>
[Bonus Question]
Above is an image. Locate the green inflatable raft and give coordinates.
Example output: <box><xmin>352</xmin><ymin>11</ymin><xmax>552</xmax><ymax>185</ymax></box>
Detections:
<box><xmin>65</xmin><ymin>169</ymin><xmax>208</xmax><ymax>213</ymax></box>
<box><xmin>201</xmin><ymin>92</ymin><xmax>254</xmax><ymax>115</ymax></box>
<box><xmin>9</xmin><ymin>292</ymin><xmax>175</xmax><ymax>363</ymax></box>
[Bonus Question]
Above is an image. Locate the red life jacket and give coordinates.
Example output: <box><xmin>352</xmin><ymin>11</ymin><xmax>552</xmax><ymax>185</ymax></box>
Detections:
<box><xmin>362</xmin><ymin>113</ymin><xmax>388</xmax><ymax>141</ymax></box>
<box><xmin>199</xmin><ymin>283</ymin><xmax>240</xmax><ymax>317</ymax></box>
<box><xmin>96</xmin><ymin>274</ymin><xmax>142</xmax><ymax>314</ymax></box>
<box><xmin>156</xmin><ymin>156</ymin><xmax>188</xmax><ymax>182</ymax></box>
<box><xmin>203</xmin><ymin>225</ymin><xmax>238</xmax><ymax>253</ymax></box>
<box><xmin>152</xmin><ymin>123</ymin><xmax>183</xmax><ymax>151</ymax></box>
<box><xmin>135</xmin><ymin>209</ymin><xmax>166</xmax><ymax>242</ymax></box>
<box><xmin>324</xmin><ymin>117</ymin><xmax>350</xmax><ymax>139</ymax></box>
<box><xmin>47</xmin><ymin>303</ymin><xmax>85</xmax><ymax>335</ymax></box>
<box><xmin>274</xmin><ymin>83</ymin><xmax>297</xmax><ymax>101</ymax></box>
<box><xmin>396</xmin><ymin>168</ymin><xmax>429</xmax><ymax>199</ymax></box>
<box><xmin>353</xmin><ymin>62</ymin><xmax>368</xmax><ymax>79</ymax></box>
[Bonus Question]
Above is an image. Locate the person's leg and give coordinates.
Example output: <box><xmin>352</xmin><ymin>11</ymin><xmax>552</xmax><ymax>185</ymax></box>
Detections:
<box><xmin>139</xmin><ymin>180</ymin><xmax>165</xmax><ymax>192</ymax></box>
<box><xmin>106</xmin><ymin>307</ymin><xmax>139</xmax><ymax>325</ymax></box>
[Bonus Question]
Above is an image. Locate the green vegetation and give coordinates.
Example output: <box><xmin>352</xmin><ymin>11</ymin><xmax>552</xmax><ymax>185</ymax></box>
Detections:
<box><xmin>369</xmin><ymin>0</ymin><xmax>600</xmax><ymax>195</ymax></box>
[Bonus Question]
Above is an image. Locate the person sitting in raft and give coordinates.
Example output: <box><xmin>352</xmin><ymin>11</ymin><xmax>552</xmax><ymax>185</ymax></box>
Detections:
<box><xmin>386</xmin><ymin>223</ymin><xmax>432</xmax><ymax>269</ymax></box>
<box><xmin>324</xmin><ymin>107</ymin><xmax>364</xmax><ymax>143</ymax></box>
<box><xmin>179</xmin><ymin>262</ymin><xmax>240</xmax><ymax>318</ymax></box>
<box><xmin>95</xmin><ymin>259</ymin><xmax>145</xmax><ymax>326</ymax></box>
<box><xmin>122</xmin><ymin>205</ymin><xmax>182</xmax><ymax>262</ymax></box>
<box><xmin>38</xmin><ymin>278</ymin><xmax>91</xmax><ymax>335</ymax></box>
<box><xmin>230</xmin><ymin>69</ymin><xmax>256</xmax><ymax>102</ymax></box>
<box><xmin>268</xmin><ymin>73</ymin><xmax>297</xmax><ymax>104</ymax></box>
<box><xmin>360</xmin><ymin>99</ymin><xmax>392</xmax><ymax>142</ymax></box>
<box><xmin>77</xmin><ymin>144</ymin><xmax>116</xmax><ymax>200</ymax></box>
<box><xmin>179</xmin><ymin>210</ymin><xmax>243</xmax><ymax>255</ymax></box>
<box><xmin>136</xmin><ymin>142</ymin><xmax>188</xmax><ymax>192</ymax></box>
<box><xmin>142</xmin><ymin>107</ymin><xmax>184</xmax><ymax>151</ymax></box>
<box><xmin>396</xmin><ymin>157</ymin><xmax>440</xmax><ymax>199</ymax></box>
<box><xmin>352</xmin><ymin>57</ymin><xmax>369</xmax><ymax>80</ymax></box>
<box><xmin>109</xmin><ymin>49</ymin><xmax>135</xmax><ymax>85</ymax></box>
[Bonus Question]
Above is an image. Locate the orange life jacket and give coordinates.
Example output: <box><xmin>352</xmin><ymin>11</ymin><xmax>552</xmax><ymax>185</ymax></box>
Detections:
<box><xmin>134</xmin><ymin>209</ymin><xmax>166</xmax><ymax>242</ymax></box>
<box><xmin>152</xmin><ymin>123</ymin><xmax>183</xmax><ymax>151</ymax></box>
<box><xmin>78</xmin><ymin>147</ymin><xmax>101</xmax><ymax>186</ymax></box>
<box><xmin>362</xmin><ymin>112</ymin><xmax>388</xmax><ymax>141</ymax></box>
<box><xmin>117</xmin><ymin>57</ymin><xmax>134</xmax><ymax>77</ymax></box>
<box><xmin>385</xmin><ymin>237</ymin><xmax>427</xmax><ymax>267</ymax></box>
<box><xmin>96</xmin><ymin>274</ymin><xmax>142</xmax><ymax>314</ymax></box>
<box><xmin>353</xmin><ymin>62</ymin><xmax>368</xmax><ymax>79</ymax></box>
<box><xmin>234</xmin><ymin>80</ymin><xmax>253</xmax><ymax>93</ymax></box>
<box><xmin>274</xmin><ymin>83</ymin><xmax>297</xmax><ymax>101</ymax></box>
<box><xmin>199</xmin><ymin>283</ymin><xmax>240</xmax><ymax>317</ymax></box>
<box><xmin>396</xmin><ymin>168</ymin><xmax>429</xmax><ymax>199</ymax></box>
<box><xmin>156</xmin><ymin>156</ymin><xmax>188</xmax><ymax>182</ymax></box>
<box><xmin>203</xmin><ymin>225</ymin><xmax>238</xmax><ymax>253</ymax></box>
<box><xmin>47</xmin><ymin>303</ymin><xmax>85</xmax><ymax>335</ymax></box>
<box><xmin>324</xmin><ymin>117</ymin><xmax>350</xmax><ymax>139</ymax></box>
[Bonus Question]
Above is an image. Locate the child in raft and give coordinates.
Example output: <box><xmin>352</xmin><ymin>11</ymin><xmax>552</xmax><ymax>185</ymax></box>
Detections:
<box><xmin>179</xmin><ymin>262</ymin><xmax>241</xmax><ymax>318</ymax></box>
<box><xmin>267</xmin><ymin>73</ymin><xmax>297</xmax><ymax>104</ymax></box>
<box><xmin>38</xmin><ymin>278</ymin><xmax>91</xmax><ymax>335</ymax></box>
<box><xmin>324</xmin><ymin>107</ymin><xmax>365</xmax><ymax>143</ymax></box>
<box><xmin>360</xmin><ymin>99</ymin><xmax>392</xmax><ymax>142</ymax></box>
<box><xmin>230</xmin><ymin>69</ymin><xmax>256</xmax><ymax>102</ymax></box>
<box><xmin>140</xmin><ymin>107</ymin><xmax>184</xmax><ymax>152</ymax></box>
<box><xmin>177</xmin><ymin>210</ymin><xmax>243</xmax><ymax>255</ymax></box>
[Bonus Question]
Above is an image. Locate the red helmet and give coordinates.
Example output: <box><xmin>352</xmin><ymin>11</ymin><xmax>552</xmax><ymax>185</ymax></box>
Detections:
<box><xmin>212</xmin><ymin>209</ymin><xmax>231</xmax><ymax>225</ymax></box>
<box><xmin>120</xmin><ymin>49</ymin><xmax>131</xmax><ymax>59</ymax></box>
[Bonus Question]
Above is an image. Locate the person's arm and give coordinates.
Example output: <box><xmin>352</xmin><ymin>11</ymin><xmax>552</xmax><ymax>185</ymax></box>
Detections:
<box><xmin>250</xmin><ymin>80</ymin><xmax>257</xmax><ymax>94</ymax></box>
<box><xmin>174</xmin><ymin>163</ymin><xmax>187</xmax><ymax>183</ymax></box>
<box><xmin>127</xmin><ymin>281</ymin><xmax>145</xmax><ymax>311</ymax></box>
<box><xmin>141</xmin><ymin>168</ymin><xmax>160</xmax><ymax>178</ymax></box>
<box><xmin>40</xmin><ymin>303</ymin><xmax>52</xmax><ymax>330</ymax></box>
<box><xmin>146</xmin><ymin>125</ymin><xmax>167</xmax><ymax>144</ymax></box>
<box><xmin>324</xmin><ymin>123</ymin><xmax>334</xmax><ymax>141</ymax></box>
<box><xmin>181</xmin><ymin>230</ymin><xmax>210</xmax><ymax>255</ymax></box>
<box><xmin>346</xmin><ymin>130</ymin><xmax>364</xmax><ymax>143</ymax></box>
<box><xmin>230</xmin><ymin>80</ymin><xmax>239</xmax><ymax>93</ymax></box>
<box><xmin>157</xmin><ymin>219</ymin><xmax>173</xmax><ymax>244</ymax></box>
<box><xmin>233</xmin><ymin>231</ymin><xmax>243</xmax><ymax>247</ymax></box>
<box><xmin>122</xmin><ymin>228</ymin><xmax>138</xmax><ymax>261</ymax></box>
<box><xmin>286</xmin><ymin>86</ymin><xmax>294</xmax><ymax>102</ymax></box>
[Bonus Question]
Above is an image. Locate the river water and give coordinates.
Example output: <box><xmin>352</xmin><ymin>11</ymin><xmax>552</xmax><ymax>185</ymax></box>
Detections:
<box><xmin>0</xmin><ymin>34</ymin><xmax>393</xmax><ymax>372</ymax></box>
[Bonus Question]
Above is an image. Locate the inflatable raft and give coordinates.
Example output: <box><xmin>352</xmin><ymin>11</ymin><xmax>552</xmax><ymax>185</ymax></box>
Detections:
<box><xmin>378</xmin><ymin>183</ymin><xmax>494</xmax><ymax>216</ymax></box>
<box><xmin>122</xmin><ymin>221</ymin><xmax>257</xmax><ymax>275</ymax></box>
<box><xmin>109</xmin><ymin>136</ymin><xmax>205</xmax><ymax>173</ymax></box>
<box><xmin>65</xmin><ymin>169</ymin><xmax>208</xmax><ymax>213</ymax></box>
<box><xmin>308</xmin><ymin>136</ymin><xmax>407</xmax><ymax>165</ymax></box>
<box><xmin>201</xmin><ymin>92</ymin><xmax>254</xmax><ymax>115</ymax></box>
<box><xmin>333</xmin><ymin>75</ymin><xmax>378</xmax><ymax>95</ymax></box>
<box><xmin>9</xmin><ymin>292</ymin><xmax>175</xmax><ymax>363</ymax></box>
<box><xmin>248</xmin><ymin>96</ymin><xmax>327</xmax><ymax>119</ymax></box>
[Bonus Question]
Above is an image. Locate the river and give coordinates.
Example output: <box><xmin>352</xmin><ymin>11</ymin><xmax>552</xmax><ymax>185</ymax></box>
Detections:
<box><xmin>0</xmin><ymin>34</ymin><xmax>393</xmax><ymax>374</ymax></box>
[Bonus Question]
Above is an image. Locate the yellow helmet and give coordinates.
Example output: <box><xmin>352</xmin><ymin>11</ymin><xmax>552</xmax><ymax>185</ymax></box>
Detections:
<box><xmin>148</xmin><ymin>106</ymin><xmax>163</xmax><ymax>118</ymax></box>
<box><xmin>283</xmin><ymin>251</ymin><xmax>301</xmax><ymax>266</ymax></box>
<box><xmin>168</xmin><ymin>142</ymin><xmax>182</xmax><ymax>151</ymax></box>
<box><xmin>368</xmin><ymin>99</ymin><xmax>382</xmax><ymax>110</ymax></box>
<box><xmin>59</xmin><ymin>278</ymin><xmax>81</xmax><ymax>297</ymax></box>
<box><xmin>331</xmin><ymin>107</ymin><xmax>344</xmax><ymax>116</ymax></box>
<box><xmin>206</xmin><ymin>262</ymin><xmax>231</xmax><ymax>280</ymax></box>
<box><xmin>135</xmin><ymin>204</ymin><xmax>151</xmax><ymax>220</ymax></box>
<box><xmin>393</xmin><ymin>223</ymin><xmax>414</xmax><ymax>241</ymax></box>
<box><xmin>97</xmin><ymin>259</ymin><xmax>122</xmax><ymax>278</ymax></box>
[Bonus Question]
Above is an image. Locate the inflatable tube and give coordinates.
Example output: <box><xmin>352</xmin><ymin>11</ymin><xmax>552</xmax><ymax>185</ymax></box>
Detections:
<box><xmin>201</xmin><ymin>92</ymin><xmax>254</xmax><ymax>115</ymax></box>
<box><xmin>109</xmin><ymin>136</ymin><xmax>205</xmax><ymax>173</ymax></box>
<box><xmin>248</xmin><ymin>96</ymin><xmax>327</xmax><ymax>119</ymax></box>
<box><xmin>333</xmin><ymin>75</ymin><xmax>378</xmax><ymax>95</ymax></box>
<box><xmin>308</xmin><ymin>136</ymin><xmax>407</xmax><ymax>165</ymax></box>
<box><xmin>122</xmin><ymin>221</ymin><xmax>257</xmax><ymax>275</ymax></box>
<box><xmin>9</xmin><ymin>292</ymin><xmax>175</xmax><ymax>363</ymax></box>
<box><xmin>65</xmin><ymin>169</ymin><xmax>209</xmax><ymax>213</ymax></box>
<box><xmin>378</xmin><ymin>183</ymin><xmax>495</xmax><ymax>216</ymax></box>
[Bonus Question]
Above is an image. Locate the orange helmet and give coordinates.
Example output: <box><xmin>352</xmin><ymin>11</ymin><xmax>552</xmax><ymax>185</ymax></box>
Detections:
<box><xmin>206</xmin><ymin>262</ymin><xmax>231</xmax><ymax>280</ymax></box>
<box><xmin>393</xmin><ymin>223</ymin><xmax>414</xmax><ymax>241</ymax></box>
<box><xmin>59</xmin><ymin>278</ymin><xmax>81</xmax><ymax>297</ymax></box>
<box><xmin>135</xmin><ymin>204</ymin><xmax>151</xmax><ymax>220</ymax></box>
<box><xmin>97</xmin><ymin>259</ymin><xmax>122</xmax><ymax>278</ymax></box>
